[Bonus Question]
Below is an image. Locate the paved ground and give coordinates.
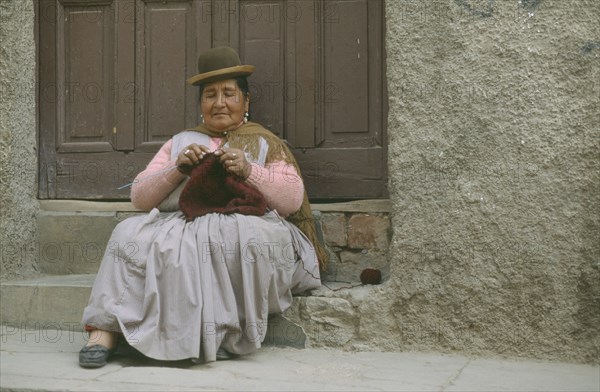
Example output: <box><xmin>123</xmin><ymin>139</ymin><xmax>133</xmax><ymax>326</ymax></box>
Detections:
<box><xmin>1</xmin><ymin>326</ymin><xmax>598</xmax><ymax>391</ymax></box>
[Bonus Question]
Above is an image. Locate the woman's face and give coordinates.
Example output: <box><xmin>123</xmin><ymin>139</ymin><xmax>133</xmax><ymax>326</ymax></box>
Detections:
<box><xmin>200</xmin><ymin>79</ymin><xmax>249</xmax><ymax>132</ymax></box>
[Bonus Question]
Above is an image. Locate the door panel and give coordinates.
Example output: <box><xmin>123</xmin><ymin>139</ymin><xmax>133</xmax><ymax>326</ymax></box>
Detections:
<box><xmin>56</xmin><ymin>0</ymin><xmax>116</xmax><ymax>153</ymax></box>
<box><xmin>135</xmin><ymin>0</ymin><xmax>200</xmax><ymax>152</ymax></box>
<box><xmin>298</xmin><ymin>148</ymin><xmax>386</xmax><ymax>199</ymax></box>
<box><xmin>40</xmin><ymin>0</ymin><xmax>145</xmax><ymax>198</ymax></box>
<box><xmin>38</xmin><ymin>0</ymin><xmax>387</xmax><ymax>200</ymax></box>
<box><xmin>239</xmin><ymin>1</ymin><xmax>286</xmax><ymax>136</ymax></box>
<box><xmin>114</xmin><ymin>0</ymin><xmax>136</xmax><ymax>150</ymax></box>
<box><xmin>324</xmin><ymin>0</ymin><xmax>369</xmax><ymax>137</ymax></box>
<box><xmin>291</xmin><ymin>0</ymin><xmax>387</xmax><ymax>198</ymax></box>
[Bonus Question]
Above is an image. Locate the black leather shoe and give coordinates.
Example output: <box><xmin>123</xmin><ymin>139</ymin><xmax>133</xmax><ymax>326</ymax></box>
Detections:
<box><xmin>216</xmin><ymin>347</ymin><xmax>239</xmax><ymax>361</ymax></box>
<box><xmin>79</xmin><ymin>344</ymin><xmax>115</xmax><ymax>368</ymax></box>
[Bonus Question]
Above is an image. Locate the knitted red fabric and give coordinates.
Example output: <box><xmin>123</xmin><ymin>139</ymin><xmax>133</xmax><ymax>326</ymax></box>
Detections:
<box><xmin>179</xmin><ymin>154</ymin><xmax>267</xmax><ymax>221</ymax></box>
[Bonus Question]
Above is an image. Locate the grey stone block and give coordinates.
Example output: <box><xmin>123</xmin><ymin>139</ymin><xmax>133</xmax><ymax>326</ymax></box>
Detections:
<box><xmin>0</xmin><ymin>274</ymin><xmax>94</xmax><ymax>329</ymax></box>
<box><xmin>320</xmin><ymin>213</ymin><xmax>347</xmax><ymax>247</ymax></box>
<box><xmin>263</xmin><ymin>314</ymin><xmax>307</xmax><ymax>349</ymax></box>
<box><xmin>284</xmin><ymin>296</ymin><xmax>358</xmax><ymax>348</ymax></box>
<box><xmin>37</xmin><ymin>211</ymin><xmax>118</xmax><ymax>274</ymax></box>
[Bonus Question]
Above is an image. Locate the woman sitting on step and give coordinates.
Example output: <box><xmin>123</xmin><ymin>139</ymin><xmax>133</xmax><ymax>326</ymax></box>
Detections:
<box><xmin>78</xmin><ymin>47</ymin><xmax>325</xmax><ymax>368</ymax></box>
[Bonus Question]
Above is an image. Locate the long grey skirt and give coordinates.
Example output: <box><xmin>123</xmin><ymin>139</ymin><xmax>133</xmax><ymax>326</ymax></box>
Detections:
<box><xmin>82</xmin><ymin>209</ymin><xmax>321</xmax><ymax>362</ymax></box>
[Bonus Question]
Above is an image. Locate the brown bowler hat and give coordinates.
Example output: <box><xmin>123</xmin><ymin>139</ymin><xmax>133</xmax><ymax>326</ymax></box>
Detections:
<box><xmin>186</xmin><ymin>47</ymin><xmax>255</xmax><ymax>86</ymax></box>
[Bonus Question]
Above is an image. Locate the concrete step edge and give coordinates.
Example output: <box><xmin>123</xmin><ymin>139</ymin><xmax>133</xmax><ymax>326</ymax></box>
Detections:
<box><xmin>39</xmin><ymin>199</ymin><xmax>392</xmax><ymax>213</ymax></box>
<box><xmin>0</xmin><ymin>274</ymin><xmax>96</xmax><ymax>287</ymax></box>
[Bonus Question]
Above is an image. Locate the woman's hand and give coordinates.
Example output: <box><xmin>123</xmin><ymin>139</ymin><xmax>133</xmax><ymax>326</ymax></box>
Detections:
<box><xmin>216</xmin><ymin>147</ymin><xmax>251</xmax><ymax>179</ymax></box>
<box><xmin>176</xmin><ymin>144</ymin><xmax>211</xmax><ymax>174</ymax></box>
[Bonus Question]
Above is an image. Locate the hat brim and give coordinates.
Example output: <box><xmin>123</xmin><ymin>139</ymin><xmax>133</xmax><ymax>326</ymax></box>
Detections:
<box><xmin>187</xmin><ymin>65</ymin><xmax>255</xmax><ymax>86</ymax></box>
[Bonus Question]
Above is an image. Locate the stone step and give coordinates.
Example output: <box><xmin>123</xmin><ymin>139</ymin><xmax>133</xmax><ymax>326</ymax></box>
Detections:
<box><xmin>4</xmin><ymin>200</ymin><xmax>391</xmax><ymax>351</ymax></box>
<box><xmin>0</xmin><ymin>274</ymin><xmax>372</xmax><ymax>350</ymax></box>
<box><xmin>33</xmin><ymin>200</ymin><xmax>392</xmax><ymax>283</ymax></box>
<box><xmin>0</xmin><ymin>274</ymin><xmax>93</xmax><ymax>331</ymax></box>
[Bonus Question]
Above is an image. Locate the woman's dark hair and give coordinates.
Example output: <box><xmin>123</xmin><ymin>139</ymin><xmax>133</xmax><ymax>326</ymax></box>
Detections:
<box><xmin>198</xmin><ymin>76</ymin><xmax>250</xmax><ymax>101</ymax></box>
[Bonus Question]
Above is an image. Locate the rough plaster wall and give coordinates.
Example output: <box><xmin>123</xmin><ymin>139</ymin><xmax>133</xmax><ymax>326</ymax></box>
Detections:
<box><xmin>0</xmin><ymin>0</ymin><xmax>39</xmax><ymax>280</ymax></box>
<box><xmin>370</xmin><ymin>0</ymin><xmax>598</xmax><ymax>363</ymax></box>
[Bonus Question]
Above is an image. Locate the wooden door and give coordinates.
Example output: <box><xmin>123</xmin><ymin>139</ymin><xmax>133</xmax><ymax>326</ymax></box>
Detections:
<box><xmin>38</xmin><ymin>0</ymin><xmax>387</xmax><ymax>200</ymax></box>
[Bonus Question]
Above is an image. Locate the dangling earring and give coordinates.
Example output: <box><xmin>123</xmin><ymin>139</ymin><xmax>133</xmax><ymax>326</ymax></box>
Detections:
<box><xmin>243</xmin><ymin>112</ymin><xmax>249</xmax><ymax>124</ymax></box>
<box><xmin>200</xmin><ymin>114</ymin><xmax>204</xmax><ymax>124</ymax></box>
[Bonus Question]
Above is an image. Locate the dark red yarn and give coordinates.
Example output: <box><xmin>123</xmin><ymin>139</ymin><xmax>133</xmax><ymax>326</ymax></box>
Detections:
<box><xmin>360</xmin><ymin>268</ymin><xmax>382</xmax><ymax>285</ymax></box>
<box><xmin>179</xmin><ymin>153</ymin><xmax>267</xmax><ymax>221</ymax></box>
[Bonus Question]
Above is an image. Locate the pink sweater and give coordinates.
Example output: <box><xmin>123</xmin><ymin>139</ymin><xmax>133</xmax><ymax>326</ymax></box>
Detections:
<box><xmin>130</xmin><ymin>138</ymin><xmax>305</xmax><ymax>216</ymax></box>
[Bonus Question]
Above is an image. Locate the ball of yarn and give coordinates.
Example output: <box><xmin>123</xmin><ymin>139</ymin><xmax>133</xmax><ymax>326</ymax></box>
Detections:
<box><xmin>360</xmin><ymin>268</ymin><xmax>382</xmax><ymax>285</ymax></box>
